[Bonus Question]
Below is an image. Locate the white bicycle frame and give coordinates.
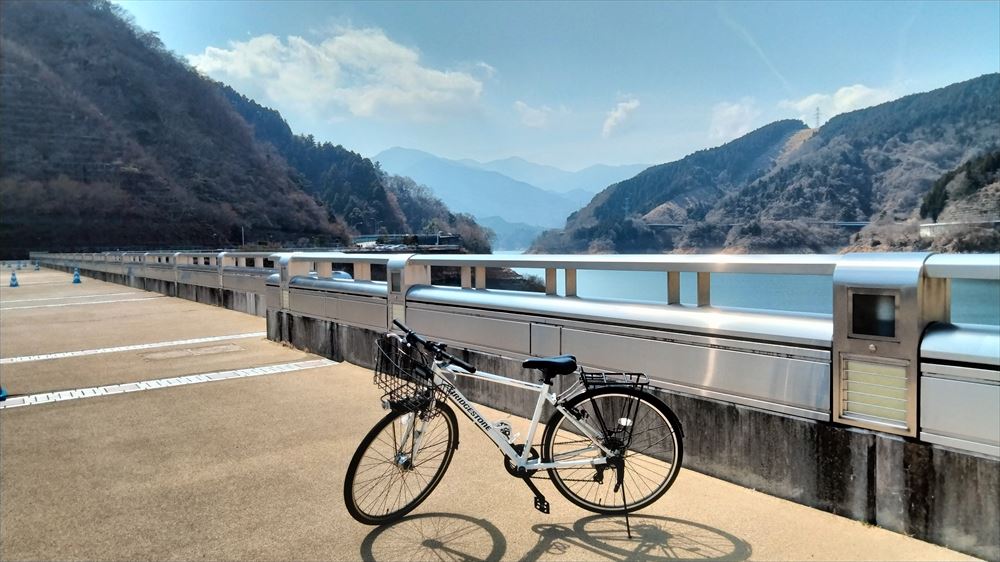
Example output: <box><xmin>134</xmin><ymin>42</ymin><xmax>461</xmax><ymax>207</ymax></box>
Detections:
<box><xmin>391</xmin><ymin>352</ymin><xmax>614</xmax><ymax>473</ymax></box>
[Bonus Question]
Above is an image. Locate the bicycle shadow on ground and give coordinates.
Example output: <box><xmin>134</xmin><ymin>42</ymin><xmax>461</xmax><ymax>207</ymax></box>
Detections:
<box><xmin>359</xmin><ymin>512</ymin><xmax>507</xmax><ymax>562</ymax></box>
<box><xmin>519</xmin><ymin>514</ymin><xmax>752</xmax><ymax>562</ymax></box>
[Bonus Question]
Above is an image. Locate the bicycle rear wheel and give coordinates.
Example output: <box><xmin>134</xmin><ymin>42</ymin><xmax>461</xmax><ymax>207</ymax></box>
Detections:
<box><xmin>344</xmin><ymin>403</ymin><xmax>459</xmax><ymax>525</ymax></box>
<box><xmin>541</xmin><ymin>388</ymin><xmax>683</xmax><ymax>514</ymax></box>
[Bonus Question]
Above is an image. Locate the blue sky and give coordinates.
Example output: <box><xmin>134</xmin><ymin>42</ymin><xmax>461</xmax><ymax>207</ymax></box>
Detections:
<box><xmin>115</xmin><ymin>1</ymin><xmax>999</xmax><ymax>170</ymax></box>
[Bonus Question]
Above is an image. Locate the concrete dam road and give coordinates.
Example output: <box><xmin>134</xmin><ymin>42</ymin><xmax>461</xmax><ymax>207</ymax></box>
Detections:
<box><xmin>0</xmin><ymin>269</ymin><xmax>976</xmax><ymax>561</ymax></box>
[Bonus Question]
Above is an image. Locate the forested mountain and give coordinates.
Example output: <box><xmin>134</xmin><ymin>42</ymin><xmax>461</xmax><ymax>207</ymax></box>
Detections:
<box><xmin>848</xmin><ymin>149</ymin><xmax>1000</xmax><ymax>252</ymax></box>
<box><xmin>221</xmin><ymin>90</ymin><xmax>492</xmax><ymax>253</ymax></box>
<box><xmin>0</xmin><ymin>0</ymin><xmax>491</xmax><ymax>257</ymax></box>
<box><xmin>533</xmin><ymin>74</ymin><xmax>1000</xmax><ymax>254</ymax></box>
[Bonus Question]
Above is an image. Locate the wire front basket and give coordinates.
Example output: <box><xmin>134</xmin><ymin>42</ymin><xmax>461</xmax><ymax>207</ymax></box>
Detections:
<box><xmin>373</xmin><ymin>333</ymin><xmax>444</xmax><ymax>413</ymax></box>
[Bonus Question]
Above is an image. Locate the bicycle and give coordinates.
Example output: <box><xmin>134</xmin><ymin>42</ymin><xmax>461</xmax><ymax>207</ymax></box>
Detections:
<box><xmin>343</xmin><ymin>320</ymin><xmax>684</xmax><ymax>533</ymax></box>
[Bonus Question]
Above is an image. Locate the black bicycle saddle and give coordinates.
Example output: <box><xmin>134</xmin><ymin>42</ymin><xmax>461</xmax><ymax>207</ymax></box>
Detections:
<box><xmin>523</xmin><ymin>355</ymin><xmax>577</xmax><ymax>376</ymax></box>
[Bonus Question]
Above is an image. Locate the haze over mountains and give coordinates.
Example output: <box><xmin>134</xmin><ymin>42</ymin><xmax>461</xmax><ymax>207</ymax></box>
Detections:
<box><xmin>374</xmin><ymin>147</ymin><xmax>645</xmax><ymax>247</ymax></box>
<box><xmin>533</xmin><ymin>74</ymin><xmax>1000</xmax><ymax>254</ymax></box>
<box><xmin>458</xmin><ymin>156</ymin><xmax>648</xmax><ymax>195</ymax></box>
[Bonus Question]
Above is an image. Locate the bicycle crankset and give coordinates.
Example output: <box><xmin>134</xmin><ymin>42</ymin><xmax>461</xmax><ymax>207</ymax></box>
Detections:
<box><xmin>503</xmin><ymin>444</ymin><xmax>541</xmax><ymax>477</ymax></box>
<box><xmin>503</xmin><ymin>444</ymin><xmax>550</xmax><ymax>514</ymax></box>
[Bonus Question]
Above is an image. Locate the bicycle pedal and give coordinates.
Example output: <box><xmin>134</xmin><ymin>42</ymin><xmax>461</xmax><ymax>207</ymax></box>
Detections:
<box><xmin>533</xmin><ymin>496</ymin><xmax>550</xmax><ymax>514</ymax></box>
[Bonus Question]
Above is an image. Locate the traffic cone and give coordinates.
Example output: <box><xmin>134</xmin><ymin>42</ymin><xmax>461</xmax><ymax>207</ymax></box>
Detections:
<box><xmin>9</xmin><ymin>271</ymin><xmax>18</xmax><ymax>287</ymax></box>
<box><xmin>72</xmin><ymin>268</ymin><xmax>81</xmax><ymax>284</ymax></box>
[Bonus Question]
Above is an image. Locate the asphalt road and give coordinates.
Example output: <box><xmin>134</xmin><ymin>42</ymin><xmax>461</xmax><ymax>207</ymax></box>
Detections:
<box><xmin>0</xmin><ymin>268</ymin><xmax>976</xmax><ymax>561</ymax></box>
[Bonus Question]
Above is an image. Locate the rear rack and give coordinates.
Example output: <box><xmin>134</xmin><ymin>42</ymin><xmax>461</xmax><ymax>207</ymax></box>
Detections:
<box><xmin>580</xmin><ymin>371</ymin><xmax>649</xmax><ymax>389</ymax></box>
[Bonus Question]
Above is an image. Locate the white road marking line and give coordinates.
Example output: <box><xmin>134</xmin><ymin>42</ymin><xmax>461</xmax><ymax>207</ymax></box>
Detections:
<box><xmin>1</xmin><ymin>292</ymin><xmax>140</xmax><ymax>303</ymax></box>
<box><xmin>0</xmin><ymin>296</ymin><xmax>163</xmax><ymax>310</ymax></box>
<box><xmin>3</xmin><ymin>281</ymin><xmax>75</xmax><ymax>286</ymax></box>
<box><xmin>0</xmin><ymin>332</ymin><xmax>267</xmax><ymax>364</ymax></box>
<box><xmin>0</xmin><ymin>359</ymin><xmax>337</xmax><ymax>410</ymax></box>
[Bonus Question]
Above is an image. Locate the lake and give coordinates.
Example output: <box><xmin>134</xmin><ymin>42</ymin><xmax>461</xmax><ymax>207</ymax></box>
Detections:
<box><xmin>494</xmin><ymin>251</ymin><xmax>999</xmax><ymax>325</ymax></box>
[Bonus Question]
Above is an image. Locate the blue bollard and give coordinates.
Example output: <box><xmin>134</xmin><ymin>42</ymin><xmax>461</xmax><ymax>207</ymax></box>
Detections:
<box><xmin>72</xmin><ymin>268</ymin><xmax>81</xmax><ymax>284</ymax></box>
<box><xmin>9</xmin><ymin>271</ymin><xmax>18</xmax><ymax>287</ymax></box>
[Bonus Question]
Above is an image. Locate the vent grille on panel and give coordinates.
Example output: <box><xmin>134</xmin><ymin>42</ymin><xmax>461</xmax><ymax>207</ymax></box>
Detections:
<box><xmin>840</xmin><ymin>358</ymin><xmax>910</xmax><ymax>430</ymax></box>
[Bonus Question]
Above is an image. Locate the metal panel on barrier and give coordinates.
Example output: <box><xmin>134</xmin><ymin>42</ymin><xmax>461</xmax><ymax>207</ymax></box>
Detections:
<box><xmin>407</xmin><ymin>307</ymin><xmax>531</xmax><ymax>355</ymax></box>
<box><xmin>920</xmin><ymin>371</ymin><xmax>1000</xmax><ymax>457</ymax></box>
<box><xmin>288</xmin><ymin>278</ymin><xmax>389</xmax><ymax>330</ymax></box>
<box><xmin>531</xmin><ymin>323</ymin><xmax>561</xmax><ymax>357</ymax></box>
<box><xmin>222</xmin><ymin>270</ymin><xmax>269</xmax><ymax>293</ymax></box>
<box><xmin>144</xmin><ymin>265</ymin><xmax>176</xmax><ymax>282</ymax></box>
<box><xmin>289</xmin><ymin>289</ymin><xmax>334</xmax><ymax>319</ymax></box>
<box><xmin>177</xmin><ymin>267</ymin><xmax>219</xmax><ymax>288</ymax></box>
<box><xmin>336</xmin><ymin>297</ymin><xmax>388</xmax><ymax>331</ymax></box>
<box><xmin>563</xmin><ymin>328</ymin><xmax>831</xmax><ymax>418</ymax></box>
<box><xmin>406</xmin><ymin>286</ymin><xmax>832</xmax><ymax>348</ymax></box>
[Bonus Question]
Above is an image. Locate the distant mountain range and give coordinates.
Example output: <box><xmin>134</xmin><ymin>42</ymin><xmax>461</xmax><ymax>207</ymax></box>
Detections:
<box><xmin>533</xmin><ymin>74</ymin><xmax>1000</xmax><ymax>254</ymax></box>
<box><xmin>374</xmin><ymin>147</ymin><xmax>645</xmax><ymax>248</ymax></box>
<box><xmin>458</xmin><ymin>156</ymin><xmax>648</xmax><ymax>195</ymax></box>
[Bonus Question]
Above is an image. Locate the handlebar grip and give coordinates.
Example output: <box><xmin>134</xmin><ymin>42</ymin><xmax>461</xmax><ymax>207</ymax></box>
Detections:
<box><xmin>392</xmin><ymin>319</ymin><xmax>474</xmax><ymax>372</ymax></box>
<box><xmin>393</xmin><ymin>319</ymin><xmax>429</xmax><ymax>348</ymax></box>
<box><xmin>447</xmin><ymin>354</ymin><xmax>477</xmax><ymax>374</ymax></box>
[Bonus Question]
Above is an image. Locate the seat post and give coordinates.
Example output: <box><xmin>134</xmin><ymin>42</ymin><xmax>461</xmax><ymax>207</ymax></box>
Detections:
<box><xmin>520</xmin><ymin>381</ymin><xmax>551</xmax><ymax>463</ymax></box>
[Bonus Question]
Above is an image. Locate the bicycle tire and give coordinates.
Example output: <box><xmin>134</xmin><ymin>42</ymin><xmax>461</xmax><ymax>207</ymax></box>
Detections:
<box><xmin>541</xmin><ymin>387</ymin><xmax>683</xmax><ymax>514</ymax></box>
<box><xmin>344</xmin><ymin>403</ymin><xmax>459</xmax><ymax>525</ymax></box>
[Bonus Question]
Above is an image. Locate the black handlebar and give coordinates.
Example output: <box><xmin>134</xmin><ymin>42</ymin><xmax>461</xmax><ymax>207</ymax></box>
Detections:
<box><xmin>393</xmin><ymin>319</ymin><xmax>477</xmax><ymax>373</ymax></box>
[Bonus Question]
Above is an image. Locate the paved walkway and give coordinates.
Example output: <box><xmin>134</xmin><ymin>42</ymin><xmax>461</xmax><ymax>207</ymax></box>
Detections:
<box><xmin>0</xmin><ymin>268</ymin><xmax>978</xmax><ymax>561</ymax></box>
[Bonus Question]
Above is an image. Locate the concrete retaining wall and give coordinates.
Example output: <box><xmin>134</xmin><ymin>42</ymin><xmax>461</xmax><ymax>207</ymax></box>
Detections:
<box><xmin>47</xmin><ymin>264</ymin><xmax>265</xmax><ymax>316</ymax></box>
<box><xmin>269</xmin><ymin>310</ymin><xmax>999</xmax><ymax>561</ymax></box>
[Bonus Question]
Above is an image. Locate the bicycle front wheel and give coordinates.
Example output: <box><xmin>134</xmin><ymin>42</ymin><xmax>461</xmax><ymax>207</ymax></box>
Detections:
<box><xmin>541</xmin><ymin>388</ymin><xmax>683</xmax><ymax>514</ymax></box>
<box><xmin>344</xmin><ymin>403</ymin><xmax>459</xmax><ymax>525</ymax></box>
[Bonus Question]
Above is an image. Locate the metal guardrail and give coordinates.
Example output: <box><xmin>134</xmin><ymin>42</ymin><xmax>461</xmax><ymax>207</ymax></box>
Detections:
<box><xmin>924</xmin><ymin>253</ymin><xmax>1000</xmax><ymax>280</ymax></box>
<box><xmin>30</xmin><ymin>250</ymin><xmax>999</xmax><ymax>456</ymax></box>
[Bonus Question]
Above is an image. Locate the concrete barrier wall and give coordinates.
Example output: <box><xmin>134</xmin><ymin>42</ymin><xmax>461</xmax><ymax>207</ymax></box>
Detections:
<box><xmin>31</xmin><ymin>249</ymin><xmax>1000</xmax><ymax>559</ymax></box>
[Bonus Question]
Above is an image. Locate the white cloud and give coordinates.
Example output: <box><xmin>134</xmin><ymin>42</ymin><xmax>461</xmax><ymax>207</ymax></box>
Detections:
<box><xmin>709</xmin><ymin>98</ymin><xmax>761</xmax><ymax>142</ymax></box>
<box><xmin>513</xmin><ymin>100</ymin><xmax>552</xmax><ymax>128</ymax></box>
<box><xmin>188</xmin><ymin>27</ymin><xmax>484</xmax><ymax>122</ymax></box>
<box><xmin>780</xmin><ymin>84</ymin><xmax>895</xmax><ymax>126</ymax></box>
<box><xmin>601</xmin><ymin>98</ymin><xmax>640</xmax><ymax>138</ymax></box>
<box><xmin>475</xmin><ymin>61</ymin><xmax>497</xmax><ymax>79</ymax></box>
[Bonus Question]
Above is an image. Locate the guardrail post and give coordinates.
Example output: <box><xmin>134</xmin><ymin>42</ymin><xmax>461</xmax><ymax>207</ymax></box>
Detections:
<box><xmin>667</xmin><ymin>271</ymin><xmax>680</xmax><ymax>304</ymax></box>
<box><xmin>354</xmin><ymin>262</ymin><xmax>371</xmax><ymax>281</ymax></box>
<box><xmin>276</xmin><ymin>253</ymin><xmax>308</xmax><ymax>310</ymax></box>
<box><xmin>545</xmin><ymin>268</ymin><xmax>557</xmax><ymax>295</ymax></box>
<box><xmin>461</xmin><ymin>266</ymin><xmax>472</xmax><ymax>289</ymax></box>
<box><xmin>172</xmin><ymin>252</ymin><xmax>181</xmax><ymax>286</ymax></box>
<box><xmin>475</xmin><ymin>266</ymin><xmax>486</xmax><ymax>289</ymax></box>
<box><xmin>565</xmin><ymin>268</ymin><xmax>577</xmax><ymax>297</ymax></box>
<box><xmin>387</xmin><ymin>254</ymin><xmax>429</xmax><ymax>328</ymax></box>
<box><xmin>216</xmin><ymin>252</ymin><xmax>227</xmax><ymax>287</ymax></box>
<box><xmin>316</xmin><ymin>261</ymin><xmax>333</xmax><ymax>278</ymax></box>
<box><xmin>697</xmin><ymin>272</ymin><xmax>711</xmax><ymax>307</ymax></box>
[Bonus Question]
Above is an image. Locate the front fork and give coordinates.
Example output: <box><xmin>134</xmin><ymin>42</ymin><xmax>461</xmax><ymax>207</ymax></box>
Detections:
<box><xmin>395</xmin><ymin>412</ymin><xmax>429</xmax><ymax>469</ymax></box>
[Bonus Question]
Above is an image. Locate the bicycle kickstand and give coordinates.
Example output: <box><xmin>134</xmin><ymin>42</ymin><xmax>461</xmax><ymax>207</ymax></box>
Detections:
<box><xmin>614</xmin><ymin>461</ymin><xmax>632</xmax><ymax>539</ymax></box>
<box><xmin>521</xmin><ymin>476</ymin><xmax>550</xmax><ymax>514</ymax></box>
